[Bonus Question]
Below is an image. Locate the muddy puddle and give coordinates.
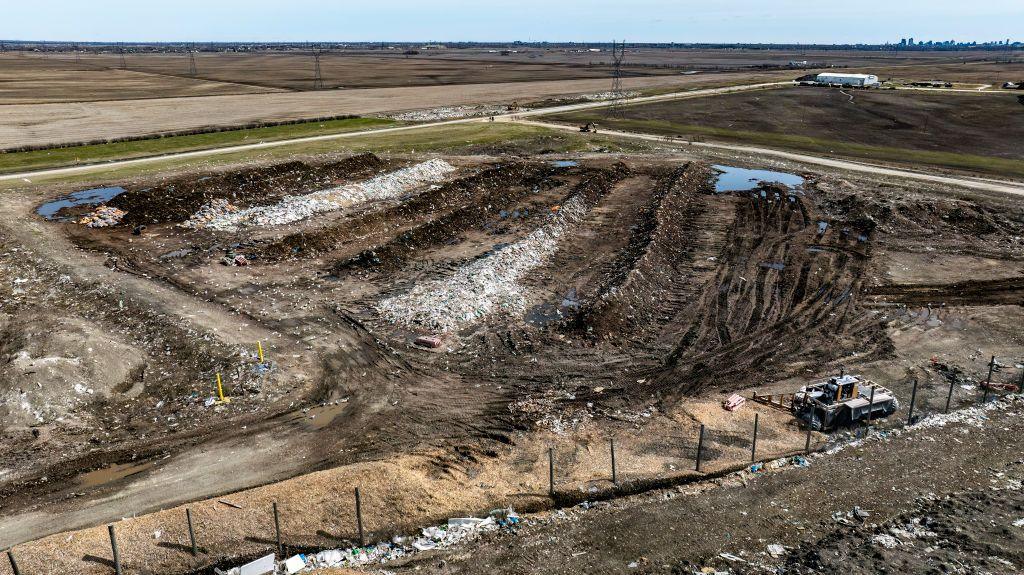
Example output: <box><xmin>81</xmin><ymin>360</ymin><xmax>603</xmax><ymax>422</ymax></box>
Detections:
<box><xmin>74</xmin><ymin>459</ymin><xmax>157</xmax><ymax>489</ymax></box>
<box><xmin>550</xmin><ymin>160</ymin><xmax>579</xmax><ymax>168</ymax></box>
<box><xmin>37</xmin><ymin>187</ymin><xmax>126</xmax><ymax>220</ymax></box>
<box><xmin>712</xmin><ymin>165</ymin><xmax>803</xmax><ymax>193</ymax></box>
<box><xmin>287</xmin><ymin>402</ymin><xmax>349</xmax><ymax>430</ymax></box>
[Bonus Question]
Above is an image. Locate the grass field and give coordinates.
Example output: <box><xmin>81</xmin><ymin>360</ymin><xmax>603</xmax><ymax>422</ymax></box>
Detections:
<box><xmin>0</xmin><ymin>117</ymin><xmax>397</xmax><ymax>174</ymax></box>
<box><xmin>549</xmin><ymin>87</ymin><xmax>1024</xmax><ymax>178</ymax></box>
<box><xmin>0</xmin><ymin>122</ymin><xmax>649</xmax><ymax>187</ymax></box>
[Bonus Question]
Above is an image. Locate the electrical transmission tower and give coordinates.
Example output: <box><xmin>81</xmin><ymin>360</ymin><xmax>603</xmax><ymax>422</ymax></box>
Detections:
<box><xmin>187</xmin><ymin>43</ymin><xmax>197</xmax><ymax>76</ymax></box>
<box><xmin>118</xmin><ymin>42</ymin><xmax>126</xmax><ymax>69</ymax></box>
<box><xmin>311</xmin><ymin>43</ymin><xmax>325</xmax><ymax>90</ymax></box>
<box><xmin>606</xmin><ymin>40</ymin><xmax>626</xmax><ymax>117</ymax></box>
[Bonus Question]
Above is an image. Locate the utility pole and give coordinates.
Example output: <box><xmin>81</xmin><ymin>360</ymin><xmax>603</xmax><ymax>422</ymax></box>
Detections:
<box><xmin>606</xmin><ymin>39</ymin><xmax>626</xmax><ymax>118</ymax></box>
<box><xmin>187</xmin><ymin>43</ymin><xmax>197</xmax><ymax>76</ymax></box>
<box><xmin>311</xmin><ymin>43</ymin><xmax>325</xmax><ymax>89</ymax></box>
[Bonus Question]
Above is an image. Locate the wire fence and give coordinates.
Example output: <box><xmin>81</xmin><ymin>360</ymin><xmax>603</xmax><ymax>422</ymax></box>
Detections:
<box><xmin>2</xmin><ymin>361</ymin><xmax>1019</xmax><ymax>575</ymax></box>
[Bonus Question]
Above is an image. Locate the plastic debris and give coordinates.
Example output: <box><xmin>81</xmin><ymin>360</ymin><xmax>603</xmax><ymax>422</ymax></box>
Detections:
<box><xmin>872</xmin><ymin>534</ymin><xmax>900</xmax><ymax>549</ymax></box>
<box><xmin>378</xmin><ymin>194</ymin><xmax>590</xmax><ymax>331</ymax></box>
<box><xmin>767</xmin><ymin>543</ymin><xmax>786</xmax><ymax>557</ymax></box>
<box><xmin>191</xmin><ymin>160</ymin><xmax>456</xmax><ymax>231</ymax></box>
<box><xmin>282</xmin><ymin>554</ymin><xmax>306</xmax><ymax>574</ymax></box>
<box><xmin>78</xmin><ymin>205</ymin><xmax>126</xmax><ymax>228</ymax></box>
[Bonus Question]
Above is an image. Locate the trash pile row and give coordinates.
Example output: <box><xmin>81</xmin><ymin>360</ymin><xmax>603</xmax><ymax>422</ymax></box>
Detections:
<box><xmin>77</xmin><ymin>205</ymin><xmax>126</xmax><ymax>228</ymax></box>
<box><xmin>215</xmin><ymin>511</ymin><xmax>520</xmax><ymax>575</ymax></box>
<box><xmin>181</xmin><ymin>199</ymin><xmax>240</xmax><ymax>229</ymax></box>
<box><xmin>389</xmin><ymin>105</ymin><xmax>506</xmax><ymax>121</ymax></box>
<box><xmin>377</xmin><ymin>195</ymin><xmax>589</xmax><ymax>332</ymax></box>
<box><xmin>579</xmin><ymin>90</ymin><xmax>640</xmax><ymax>101</ymax></box>
<box><xmin>190</xmin><ymin>159</ymin><xmax>456</xmax><ymax>231</ymax></box>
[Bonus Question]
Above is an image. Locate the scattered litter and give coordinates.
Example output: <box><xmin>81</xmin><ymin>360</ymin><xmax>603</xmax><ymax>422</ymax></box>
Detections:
<box><xmin>767</xmin><ymin>543</ymin><xmax>786</xmax><ymax>557</ymax></box>
<box><xmin>872</xmin><ymin>533</ymin><xmax>900</xmax><ymax>549</ymax></box>
<box><xmin>389</xmin><ymin>105</ymin><xmax>506</xmax><ymax>121</ymax></box>
<box><xmin>182</xmin><ymin>199</ymin><xmax>239</xmax><ymax>229</ymax></box>
<box><xmin>1013</xmin><ymin>518</ymin><xmax>1024</xmax><ymax>527</ymax></box>
<box><xmin>191</xmin><ymin>160</ymin><xmax>456</xmax><ymax>231</ymax></box>
<box><xmin>282</xmin><ymin>554</ymin><xmax>306</xmax><ymax>574</ymax></box>
<box><xmin>378</xmin><ymin>194</ymin><xmax>590</xmax><ymax>331</ymax></box>
<box><xmin>77</xmin><ymin>206</ymin><xmax>126</xmax><ymax>228</ymax></box>
<box><xmin>300</xmin><ymin>509</ymin><xmax>520</xmax><ymax>570</ymax></box>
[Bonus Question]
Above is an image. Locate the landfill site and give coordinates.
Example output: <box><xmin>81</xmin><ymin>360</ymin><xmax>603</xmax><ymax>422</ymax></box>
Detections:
<box><xmin>1</xmin><ymin>31</ymin><xmax>1024</xmax><ymax>575</ymax></box>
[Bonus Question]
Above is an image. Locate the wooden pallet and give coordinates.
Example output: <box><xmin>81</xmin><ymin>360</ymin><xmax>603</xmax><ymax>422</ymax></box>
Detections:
<box><xmin>750</xmin><ymin>392</ymin><xmax>795</xmax><ymax>413</ymax></box>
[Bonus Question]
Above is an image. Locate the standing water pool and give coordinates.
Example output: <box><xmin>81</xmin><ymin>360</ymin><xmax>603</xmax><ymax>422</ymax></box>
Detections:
<box><xmin>37</xmin><ymin>187</ymin><xmax>126</xmax><ymax>220</ymax></box>
<box><xmin>712</xmin><ymin>165</ymin><xmax>804</xmax><ymax>193</ymax></box>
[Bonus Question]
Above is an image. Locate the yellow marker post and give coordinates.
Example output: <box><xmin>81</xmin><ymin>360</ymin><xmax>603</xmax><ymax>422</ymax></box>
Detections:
<box><xmin>216</xmin><ymin>373</ymin><xmax>230</xmax><ymax>403</ymax></box>
<box><xmin>257</xmin><ymin>341</ymin><xmax>264</xmax><ymax>363</ymax></box>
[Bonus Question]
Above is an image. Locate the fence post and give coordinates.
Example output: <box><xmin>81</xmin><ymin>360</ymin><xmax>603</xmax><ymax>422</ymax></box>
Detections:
<box><xmin>354</xmin><ymin>487</ymin><xmax>365</xmax><ymax>547</ymax></box>
<box><xmin>273</xmin><ymin>502</ymin><xmax>282</xmax><ymax>558</ymax></box>
<box><xmin>750</xmin><ymin>414</ymin><xmax>759</xmax><ymax>463</ymax></box>
<box><xmin>907</xmin><ymin>379</ymin><xmax>918</xmax><ymax>424</ymax></box>
<box><xmin>6</xmin><ymin>549</ymin><xmax>20</xmax><ymax>575</ymax></box>
<box><xmin>108</xmin><ymin>524</ymin><xmax>123</xmax><ymax>575</ymax></box>
<box><xmin>548</xmin><ymin>447</ymin><xmax>555</xmax><ymax>496</ymax></box>
<box><xmin>983</xmin><ymin>355</ymin><xmax>995</xmax><ymax>403</ymax></box>
<box><xmin>867</xmin><ymin>385</ymin><xmax>876</xmax><ymax>424</ymax></box>
<box><xmin>186</xmin><ymin>508</ymin><xmax>198</xmax><ymax>557</ymax></box>
<box><xmin>804</xmin><ymin>423</ymin><xmax>812</xmax><ymax>454</ymax></box>
<box><xmin>610</xmin><ymin>439</ymin><xmax>617</xmax><ymax>485</ymax></box>
<box><xmin>695</xmin><ymin>424</ymin><xmax>705</xmax><ymax>472</ymax></box>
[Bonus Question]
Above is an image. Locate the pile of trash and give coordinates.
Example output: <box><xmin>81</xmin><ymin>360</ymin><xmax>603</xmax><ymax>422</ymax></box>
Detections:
<box><xmin>579</xmin><ymin>90</ymin><xmax>640</xmax><ymax>101</ymax></box>
<box><xmin>389</xmin><ymin>105</ymin><xmax>506</xmax><ymax>121</ymax></box>
<box><xmin>377</xmin><ymin>195</ymin><xmax>589</xmax><ymax>331</ymax></box>
<box><xmin>77</xmin><ymin>205</ymin><xmax>126</xmax><ymax>228</ymax></box>
<box><xmin>215</xmin><ymin>511</ymin><xmax>520</xmax><ymax>574</ymax></box>
<box><xmin>181</xmin><ymin>199</ymin><xmax>240</xmax><ymax>229</ymax></box>
<box><xmin>190</xmin><ymin>160</ymin><xmax>456</xmax><ymax>231</ymax></box>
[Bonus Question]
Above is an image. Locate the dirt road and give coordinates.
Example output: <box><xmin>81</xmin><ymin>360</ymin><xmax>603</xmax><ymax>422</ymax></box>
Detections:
<box><xmin>0</xmin><ymin>74</ymin><xmax>791</xmax><ymax>149</ymax></box>
<box><xmin>510</xmin><ymin>118</ymin><xmax>1024</xmax><ymax>196</ymax></box>
<box><xmin>7</xmin><ymin>79</ymin><xmax>1024</xmax><ymax>200</ymax></box>
<box><xmin>0</xmin><ymin>81</ymin><xmax>788</xmax><ymax>182</ymax></box>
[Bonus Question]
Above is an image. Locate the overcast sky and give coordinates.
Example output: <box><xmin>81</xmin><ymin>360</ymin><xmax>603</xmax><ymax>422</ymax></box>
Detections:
<box><xmin>2</xmin><ymin>1</ymin><xmax>1021</xmax><ymax>44</ymax></box>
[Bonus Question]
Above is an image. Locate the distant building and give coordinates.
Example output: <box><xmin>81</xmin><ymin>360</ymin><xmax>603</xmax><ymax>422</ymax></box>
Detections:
<box><xmin>815</xmin><ymin>73</ymin><xmax>880</xmax><ymax>87</ymax></box>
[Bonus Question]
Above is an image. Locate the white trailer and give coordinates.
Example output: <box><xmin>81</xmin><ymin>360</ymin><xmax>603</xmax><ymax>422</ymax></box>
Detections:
<box><xmin>815</xmin><ymin>73</ymin><xmax>880</xmax><ymax>87</ymax></box>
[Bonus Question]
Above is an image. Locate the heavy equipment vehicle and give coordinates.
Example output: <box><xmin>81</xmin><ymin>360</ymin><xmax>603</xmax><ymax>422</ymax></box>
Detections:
<box><xmin>792</xmin><ymin>374</ymin><xmax>897</xmax><ymax>430</ymax></box>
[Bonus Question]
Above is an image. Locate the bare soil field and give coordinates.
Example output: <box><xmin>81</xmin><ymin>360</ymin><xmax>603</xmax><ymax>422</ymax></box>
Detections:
<box><xmin>1</xmin><ymin>116</ymin><xmax>1023</xmax><ymax>575</ymax></box>
<box><xmin>0</xmin><ymin>71</ymin><xmax>795</xmax><ymax>149</ymax></box>
<box><xmin>550</xmin><ymin>86</ymin><xmax>1024</xmax><ymax>177</ymax></box>
<box><xmin>0</xmin><ymin>54</ymin><xmax>279</xmax><ymax>103</ymax></box>
<box><xmin>375</xmin><ymin>47</ymin><xmax>1019</xmax><ymax>68</ymax></box>
<box><xmin>72</xmin><ymin>52</ymin><xmax>657</xmax><ymax>91</ymax></box>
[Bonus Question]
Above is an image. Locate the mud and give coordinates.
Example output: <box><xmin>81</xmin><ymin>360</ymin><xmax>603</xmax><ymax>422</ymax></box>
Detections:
<box><xmin>5</xmin><ymin>149</ymin><xmax>1024</xmax><ymax>565</ymax></box>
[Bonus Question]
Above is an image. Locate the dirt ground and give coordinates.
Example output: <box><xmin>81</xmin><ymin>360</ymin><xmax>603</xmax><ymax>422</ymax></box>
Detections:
<box><xmin>15</xmin><ymin>48</ymin><xmax>1016</xmax><ymax>100</ymax></box>
<box><xmin>556</xmin><ymin>87</ymin><xmax>1024</xmax><ymax>160</ymax></box>
<box><xmin>1</xmin><ymin>127</ymin><xmax>1023</xmax><ymax>574</ymax></box>
<box><xmin>0</xmin><ymin>53</ymin><xmax>280</xmax><ymax>104</ymax></box>
<box><xmin>0</xmin><ymin>72</ymin><xmax>794</xmax><ymax>149</ymax></box>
